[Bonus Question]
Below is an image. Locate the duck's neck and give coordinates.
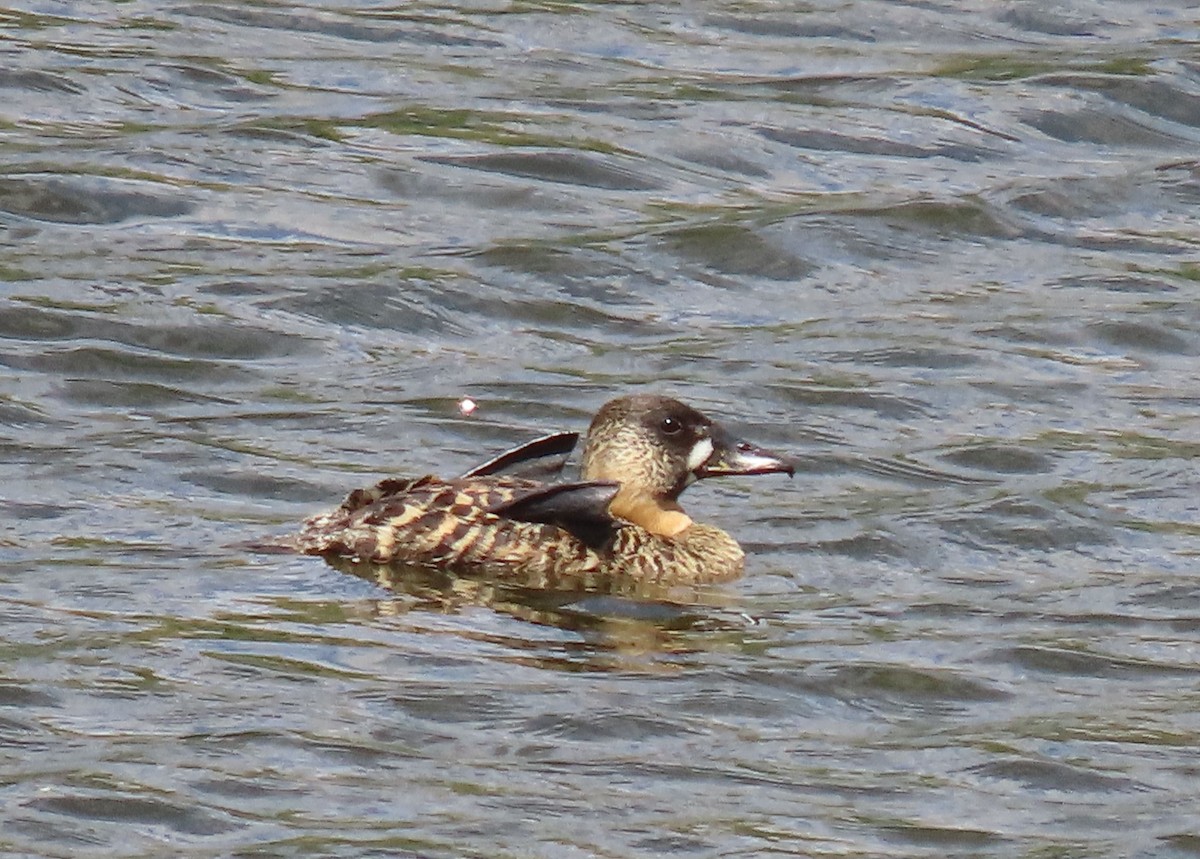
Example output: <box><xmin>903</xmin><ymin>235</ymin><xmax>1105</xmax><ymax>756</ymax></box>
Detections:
<box><xmin>608</xmin><ymin>488</ymin><xmax>693</xmax><ymax>537</ymax></box>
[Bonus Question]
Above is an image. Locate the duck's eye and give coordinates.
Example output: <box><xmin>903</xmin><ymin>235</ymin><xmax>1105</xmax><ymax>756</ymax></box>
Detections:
<box><xmin>660</xmin><ymin>416</ymin><xmax>682</xmax><ymax>435</ymax></box>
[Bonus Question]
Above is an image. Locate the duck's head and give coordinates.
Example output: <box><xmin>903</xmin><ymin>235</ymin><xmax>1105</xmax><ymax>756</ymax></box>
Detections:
<box><xmin>580</xmin><ymin>395</ymin><xmax>793</xmax><ymax>536</ymax></box>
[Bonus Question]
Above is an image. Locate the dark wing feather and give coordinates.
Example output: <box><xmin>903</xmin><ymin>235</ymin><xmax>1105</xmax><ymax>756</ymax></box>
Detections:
<box><xmin>460</xmin><ymin>432</ymin><xmax>579</xmax><ymax>480</ymax></box>
<box><xmin>489</xmin><ymin>480</ymin><xmax>620</xmax><ymax>551</ymax></box>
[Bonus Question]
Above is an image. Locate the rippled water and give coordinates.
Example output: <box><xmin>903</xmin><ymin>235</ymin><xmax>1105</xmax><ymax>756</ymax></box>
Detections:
<box><xmin>3</xmin><ymin>1</ymin><xmax>1200</xmax><ymax>856</ymax></box>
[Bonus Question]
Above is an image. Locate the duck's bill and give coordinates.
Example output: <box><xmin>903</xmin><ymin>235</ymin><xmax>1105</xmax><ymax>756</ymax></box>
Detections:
<box><xmin>695</xmin><ymin>426</ymin><xmax>795</xmax><ymax>479</ymax></box>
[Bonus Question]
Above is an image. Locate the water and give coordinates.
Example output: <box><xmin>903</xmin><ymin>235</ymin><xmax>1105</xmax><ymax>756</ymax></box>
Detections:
<box><xmin>2</xmin><ymin>1</ymin><xmax>1199</xmax><ymax>856</ymax></box>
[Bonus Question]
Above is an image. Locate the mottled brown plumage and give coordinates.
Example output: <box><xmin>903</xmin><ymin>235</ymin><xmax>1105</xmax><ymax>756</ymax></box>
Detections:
<box><xmin>294</xmin><ymin>395</ymin><xmax>792</xmax><ymax>584</ymax></box>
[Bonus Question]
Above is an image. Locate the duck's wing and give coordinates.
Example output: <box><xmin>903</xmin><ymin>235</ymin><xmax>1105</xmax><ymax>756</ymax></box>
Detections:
<box><xmin>488</xmin><ymin>480</ymin><xmax>620</xmax><ymax>551</ymax></box>
<box><xmin>460</xmin><ymin>431</ymin><xmax>579</xmax><ymax>480</ymax></box>
<box><xmin>297</xmin><ymin>474</ymin><xmax>546</xmax><ymax>560</ymax></box>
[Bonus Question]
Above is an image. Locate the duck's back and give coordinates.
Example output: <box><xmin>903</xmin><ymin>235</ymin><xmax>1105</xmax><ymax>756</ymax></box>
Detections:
<box><xmin>295</xmin><ymin>474</ymin><xmax>599</xmax><ymax>576</ymax></box>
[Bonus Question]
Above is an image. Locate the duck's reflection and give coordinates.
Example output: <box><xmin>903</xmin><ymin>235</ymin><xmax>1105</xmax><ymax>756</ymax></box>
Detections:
<box><xmin>325</xmin><ymin>556</ymin><xmax>750</xmax><ymax>657</ymax></box>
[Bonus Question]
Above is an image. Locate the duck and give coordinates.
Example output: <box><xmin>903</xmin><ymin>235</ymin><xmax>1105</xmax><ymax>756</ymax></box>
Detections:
<box><xmin>294</xmin><ymin>394</ymin><xmax>793</xmax><ymax>585</ymax></box>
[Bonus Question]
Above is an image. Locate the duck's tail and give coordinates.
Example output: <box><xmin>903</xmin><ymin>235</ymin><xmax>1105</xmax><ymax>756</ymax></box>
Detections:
<box><xmin>233</xmin><ymin>534</ymin><xmax>303</xmax><ymax>555</ymax></box>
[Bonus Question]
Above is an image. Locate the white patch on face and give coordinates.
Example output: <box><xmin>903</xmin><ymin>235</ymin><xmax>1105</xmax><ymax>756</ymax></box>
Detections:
<box><xmin>686</xmin><ymin>436</ymin><xmax>714</xmax><ymax>473</ymax></box>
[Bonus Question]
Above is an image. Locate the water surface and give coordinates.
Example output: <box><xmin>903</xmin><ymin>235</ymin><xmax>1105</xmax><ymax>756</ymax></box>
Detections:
<box><xmin>2</xmin><ymin>2</ymin><xmax>1199</xmax><ymax>856</ymax></box>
